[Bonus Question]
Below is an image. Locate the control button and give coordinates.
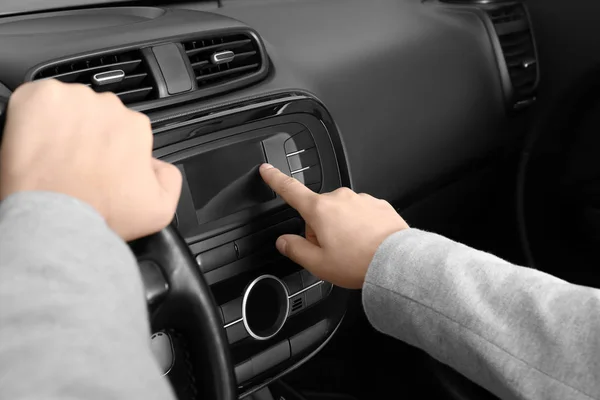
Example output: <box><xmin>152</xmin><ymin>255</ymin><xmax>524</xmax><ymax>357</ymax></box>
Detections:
<box><xmin>233</xmin><ymin>340</ymin><xmax>291</xmax><ymax>383</ymax></box>
<box><xmin>283</xmin><ymin>272</ymin><xmax>303</xmax><ymax>295</ymax></box>
<box><xmin>288</xmin><ymin>293</ymin><xmax>306</xmax><ymax>316</ymax></box>
<box><xmin>139</xmin><ymin>261</ymin><xmax>169</xmax><ymax>305</ymax></box>
<box><xmin>235</xmin><ymin>218</ymin><xmax>302</xmax><ymax>259</ymax></box>
<box><xmin>195</xmin><ymin>242</ymin><xmax>237</xmax><ymax>273</ymax></box>
<box><xmin>292</xmin><ymin>165</ymin><xmax>321</xmax><ymax>186</ymax></box>
<box><xmin>263</xmin><ymin>132</ymin><xmax>293</xmax><ymax>177</ymax></box>
<box><xmin>284</xmin><ymin>129</ymin><xmax>315</xmax><ymax>154</ymax></box>
<box><xmin>305</xmin><ymin>285</ymin><xmax>322</xmax><ymax>307</ymax></box>
<box><xmin>226</xmin><ymin>321</ymin><xmax>249</xmax><ymax>344</ymax></box>
<box><xmin>235</xmin><ymin>359</ymin><xmax>253</xmax><ymax>383</ymax></box>
<box><xmin>221</xmin><ymin>297</ymin><xmax>243</xmax><ymax>324</ymax></box>
<box><xmin>150</xmin><ymin>332</ymin><xmax>174</xmax><ymax>376</ymax></box>
<box><xmin>290</xmin><ymin>320</ymin><xmax>328</xmax><ymax>356</ymax></box>
<box><xmin>287</xmin><ymin>148</ymin><xmax>320</xmax><ymax>172</ymax></box>
<box><xmin>321</xmin><ymin>281</ymin><xmax>333</xmax><ymax>298</ymax></box>
<box><xmin>300</xmin><ymin>269</ymin><xmax>319</xmax><ymax>288</ymax></box>
<box><xmin>252</xmin><ymin>340</ymin><xmax>291</xmax><ymax>376</ymax></box>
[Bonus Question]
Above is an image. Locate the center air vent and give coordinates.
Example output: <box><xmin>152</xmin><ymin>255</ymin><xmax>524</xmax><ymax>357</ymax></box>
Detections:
<box><xmin>486</xmin><ymin>3</ymin><xmax>539</xmax><ymax>109</ymax></box>
<box><xmin>182</xmin><ymin>32</ymin><xmax>264</xmax><ymax>89</ymax></box>
<box><xmin>32</xmin><ymin>50</ymin><xmax>157</xmax><ymax>105</ymax></box>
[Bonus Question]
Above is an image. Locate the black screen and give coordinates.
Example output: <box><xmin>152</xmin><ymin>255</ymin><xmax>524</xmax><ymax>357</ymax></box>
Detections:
<box><xmin>183</xmin><ymin>140</ymin><xmax>275</xmax><ymax>225</ymax></box>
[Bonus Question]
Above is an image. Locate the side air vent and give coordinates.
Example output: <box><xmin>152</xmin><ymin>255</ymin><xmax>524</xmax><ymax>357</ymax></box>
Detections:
<box><xmin>486</xmin><ymin>3</ymin><xmax>539</xmax><ymax>109</ymax></box>
<box><xmin>32</xmin><ymin>50</ymin><xmax>157</xmax><ymax>105</ymax></box>
<box><xmin>182</xmin><ymin>32</ymin><xmax>264</xmax><ymax>89</ymax></box>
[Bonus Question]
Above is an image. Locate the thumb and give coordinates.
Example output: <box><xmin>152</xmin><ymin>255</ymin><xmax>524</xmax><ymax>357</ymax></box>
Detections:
<box><xmin>276</xmin><ymin>234</ymin><xmax>324</xmax><ymax>272</ymax></box>
<box><xmin>152</xmin><ymin>158</ymin><xmax>182</xmax><ymax>213</ymax></box>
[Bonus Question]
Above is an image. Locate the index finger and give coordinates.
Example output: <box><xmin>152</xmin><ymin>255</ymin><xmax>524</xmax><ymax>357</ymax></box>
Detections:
<box><xmin>260</xmin><ymin>163</ymin><xmax>318</xmax><ymax>215</ymax></box>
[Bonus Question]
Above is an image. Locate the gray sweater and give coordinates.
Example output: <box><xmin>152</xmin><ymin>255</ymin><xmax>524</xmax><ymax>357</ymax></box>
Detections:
<box><xmin>0</xmin><ymin>192</ymin><xmax>598</xmax><ymax>400</ymax></box>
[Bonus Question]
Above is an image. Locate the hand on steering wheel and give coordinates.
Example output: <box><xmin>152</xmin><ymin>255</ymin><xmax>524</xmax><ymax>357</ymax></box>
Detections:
<box><xmin>0</xmin><ymin>80</ymin><xmax>237</xmax><ymax>400</ymax></box>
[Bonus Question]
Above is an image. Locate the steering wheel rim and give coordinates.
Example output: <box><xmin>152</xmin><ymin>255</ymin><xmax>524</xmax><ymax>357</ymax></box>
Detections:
<box><xmin>131</xmin><ymin>226</ymin><xmax>237</xmax><ymax>400</ymax></box>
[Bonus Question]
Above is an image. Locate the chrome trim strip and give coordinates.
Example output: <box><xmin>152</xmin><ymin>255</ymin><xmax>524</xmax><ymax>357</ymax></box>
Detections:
<box><xmin>222</xmin><ymin>280</ymin><xmax>325</xmax><ymax>330</ymax></box>
<box><xmin>288</xmin><ymin>280</ymin><xmax>323</xmax><ymax>298</ymax></box>
<box><xmin>290</xmin><ymin>166</ymin><xmax>310</xmax><ymax>174</ymax></box>
<box><xmin>286</xmin><ymin>149</ymin><xmax>306</xmax><ymax>157</ymax></box>
<box><xmin>241</xmin><ymin>275</ymin><xmax>290</xmax><ymax>341</ymax></box>
<box><xmin>224</xmin><ymin>317</ymin><xmax>243</xmax><ymax>329</ymax></box>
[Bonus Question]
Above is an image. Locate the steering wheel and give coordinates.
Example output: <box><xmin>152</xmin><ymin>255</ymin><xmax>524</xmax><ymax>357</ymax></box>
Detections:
<box><xmin>131</xmin><ymin>226</ymin><xmax>237</xmax><ymax>400</ymax></box>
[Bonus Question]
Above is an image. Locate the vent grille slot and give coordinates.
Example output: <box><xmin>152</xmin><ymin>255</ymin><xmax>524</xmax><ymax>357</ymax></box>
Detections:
<box><xmin>32</xmin><ymin>50</ymin><xmax>157</xmax><ymax>105</ymax></box>
<box><xmin>291</xmin><ymin>296</ymin><xmax>304</xmax><ymax>313</ymax></box>
<box><xmin>182</xmin><ymin>33</ymin><xmax>262</xmax><ymax>88</ymax></box>
<box><xmin>487</xmin><ymin>3</ymin><xmax>538</xmax><ymax>108</ymax></box>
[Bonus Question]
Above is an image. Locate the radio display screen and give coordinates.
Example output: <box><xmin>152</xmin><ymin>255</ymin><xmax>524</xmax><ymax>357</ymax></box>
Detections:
<box><xmin>183</xmin><ymin>140</ymin><xmax>275</xmax><ymax>225</ymax></box>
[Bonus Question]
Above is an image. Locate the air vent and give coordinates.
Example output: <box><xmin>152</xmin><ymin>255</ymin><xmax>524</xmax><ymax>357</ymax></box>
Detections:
<box><xmin>182</xmin><ymin>33</ymin><xmax>263</xmax><ymax>89</ymax></box>
<box><xmin>291</xmin><ymin>296</ymin><xmax>304</xmax><ymax>314</ymax></box>
<box><xmin>32</xmin><ymin>50</ymin><xmax>157</xmax><ymax>105</ymax></box>
<box><xmin>487</xmin><ymin>3</ymin><xmax>538</xmax><ymax>109</ymax></box>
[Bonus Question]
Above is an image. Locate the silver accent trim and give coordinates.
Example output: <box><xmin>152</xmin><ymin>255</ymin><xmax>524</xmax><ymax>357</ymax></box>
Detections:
<box><xmin>222</xmin><ymin>280</ymin><xmax>324</xmax><ymax>330</ymax></box>
<box><xmin>210</xmin><ymin>50</ymin><xmax>235</xmax><ymax>65</ymax></box>
<box><xmin>286</xmin><ymin>149</ymin><xmax>306</xmax><ymax>157</ymax></box>
<box><xmin>288</xmin><ymin>280</ymin><xmax>323</xmax><ymax>298</ymax></box>
<box><xmin>291</xmin><ymin>166</ymin><xmax>311</xmax><ymax>175</ymax></box>
<box><xmin>242</xmin><ymin>275</ymin><xmax>290</xmax><ymax>341</ymax></box>
<box><xmin>91</xmin><ymin>69</ymin><xmax>125</xmax><ymax>86</ymax></box>
<box><xmin>224</xmin><ymin>317</ymin><xmax>243</xmax><ymax>329</ymax></box>
<box><xmin>150</xmin><ymin>331</ymin><xmax>175</xmax><ymax>377</ymax></box>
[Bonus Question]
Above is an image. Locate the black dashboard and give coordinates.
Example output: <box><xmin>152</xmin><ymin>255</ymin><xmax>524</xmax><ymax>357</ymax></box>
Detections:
<box><xmin>0</xmin><ymin>0</ymin><xmax>539</xmax><ymax>398</ymax></box>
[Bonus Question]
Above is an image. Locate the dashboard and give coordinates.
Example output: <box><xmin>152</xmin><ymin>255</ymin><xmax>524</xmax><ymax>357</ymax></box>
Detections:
<box><xmin>0</xmin><ymin>0</ymin><xmax>539</xmax><ymax>398</ymax></box>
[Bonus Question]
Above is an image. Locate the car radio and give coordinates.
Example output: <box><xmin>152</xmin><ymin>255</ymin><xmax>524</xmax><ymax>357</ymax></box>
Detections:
<box><xmin>151</xmin><ymin>93</ymin><xmax>350</xmax><ymax>396</ymax></box>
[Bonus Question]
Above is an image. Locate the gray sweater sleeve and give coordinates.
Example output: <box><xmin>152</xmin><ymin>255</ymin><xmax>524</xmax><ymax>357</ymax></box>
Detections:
<box><xmin>0</xmin><ymin>192</ymin><xmax>176</xmax><ymax>400</ymax></box>
<box><xmin>363</xmin><ymin>229</ymin><xmax>600</xmax><ymax>400</ymax></box>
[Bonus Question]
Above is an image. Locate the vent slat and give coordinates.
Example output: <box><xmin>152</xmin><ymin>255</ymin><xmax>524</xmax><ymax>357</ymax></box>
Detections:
<box><xmin>196</xmin><ymin>64</ymin><xmax>259</xmax><ymax>82</ymax></box>
<box><xmin>183</xmin><ymin>32</ymin><xmax>263</xmax><ymax>90</ymax></box>
<box><xmin>32</xmin><ymin>51</ymin><xmax>156</xmax><ymax>105</ymax></box>
<box><xmin>487</xmin><ymin>4</ymin><xmax>538</xmax><ymax>108</ymax></box>
<box><xmin>116</xmin><ymin>87</ymin><xmax>154</xmax><ymax>103</ymax></box>
<box><xmin>191</xmin><ymin>60</ymin><xmax>210</xmax><ymax>70</ymax></box>
<box><xmin>185</xmin><ymin>39</ymin><xmax>252</xmax><ymax>57</ymax></box>
<box><xmin>40</xmin><ymin>60</ymin><xmax>142</xmax><ymax>83</ymax></box>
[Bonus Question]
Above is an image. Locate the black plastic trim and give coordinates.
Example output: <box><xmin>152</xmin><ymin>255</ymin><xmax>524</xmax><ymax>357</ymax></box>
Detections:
<box><xmin>23</xmin><ymin>24</ymin><xmax>269</xmax><ymax>113</ymax></box>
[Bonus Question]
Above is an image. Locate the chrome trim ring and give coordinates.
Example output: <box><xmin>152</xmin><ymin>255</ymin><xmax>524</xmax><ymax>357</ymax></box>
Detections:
<box><xmin>242</xmin><ymin>274</ymin><xmax>290</xmax><ymax>341</ymax></box>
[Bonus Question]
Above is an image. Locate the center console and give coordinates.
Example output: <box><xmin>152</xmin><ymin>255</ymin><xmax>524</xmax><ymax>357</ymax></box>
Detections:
<box><xmin>151</xmin><ymin>93</ymin><xmax>350</xmax><ymax>397</ymax></box>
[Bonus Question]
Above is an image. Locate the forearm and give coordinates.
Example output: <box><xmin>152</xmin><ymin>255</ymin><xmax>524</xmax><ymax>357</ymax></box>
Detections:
<box><xmin>363</xmin><ymin>229</ymin><xmax>600</xmax><ymax>400</ymax></box>
<box><xmin>0</xmin><ymin>192</ymin><xmax>174</xmax><ymax>400</ymax></box>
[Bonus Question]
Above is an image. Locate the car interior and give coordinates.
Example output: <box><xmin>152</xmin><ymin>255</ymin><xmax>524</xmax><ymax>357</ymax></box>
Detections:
<box><xmin>0</xmin><ymin>0</ymin><xmax>597</xmax><ymax>399</ymax></box>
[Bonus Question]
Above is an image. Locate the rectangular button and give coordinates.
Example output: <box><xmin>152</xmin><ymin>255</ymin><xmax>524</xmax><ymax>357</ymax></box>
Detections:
<box><xmin>292</xmin><ymin>165</ymin><xmax>321</xmax><ymax>186</ymax></box>
<box><xmin>290</xmin><ymin>320</ymin><xmax>328</xmax><ymax>356</ymax></box>
<box><xmin>195</xmin><ymin>243</ymin><xmax>237</xmax><ymax>273</ymax></box>
<box><xmin>284</xmin><ymin>129</ymin><xmax>315</xmax><ymax>154</ymax></box>
<box><xmin>283</xmin><ymin>272</ymin><xmax>303</xmax><ymax>295</ymax></box>
<box><xmin>235</xmin><ymin>360</ymin><xmax>253</xmax><ymax>383</ymax></box>
<box><xmin>300</xmin><ymin>269</ymin><xmax>319</xmax><ymax>287</ymax></box>
<box><xmin>305</xmin><ymin>285</ymin><xmax>322</xmax><ymax>307</ymax></box>
<box><xmin>221</xmin><ymin>297</ymin><xmax>243</xmax><ymax>324</ymax></box>
<box><xmin>287</xmin><ymin>148</ymin><xmax>320</xmax><ymax>172</ymax></box>
<box><xmin>321</xmin><ymin>281</ymin><xmax>333</xmax><ymax>298</ymax></box>
<box><xmin>235</xmin><ymin>218</ymin><xmax>301</xmax><ymax>259</ymax></box>
<box><xmin>226</xmin><ymin>322</ymin><xmax>249</xmax><ymax>344</ymax></box>
<box><xmin>252</xmin><ymin>340</ymin><xmax>290</xmax><ymax>376</ymax></box>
